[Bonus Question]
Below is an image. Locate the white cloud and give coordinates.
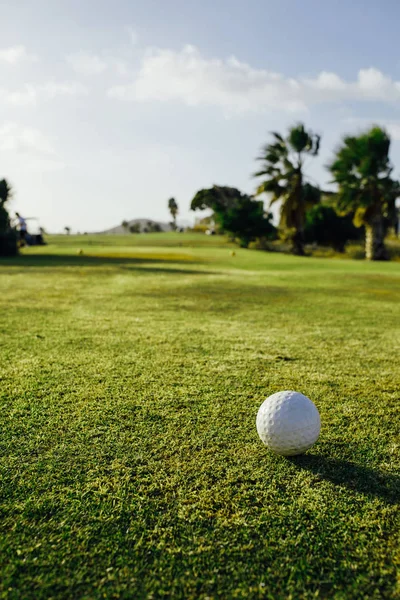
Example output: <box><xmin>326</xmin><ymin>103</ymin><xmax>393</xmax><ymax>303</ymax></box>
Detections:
<box><xmin>0</xmin><ymin>45</ymin><xmax>36</xmax><ymax>64</ymax></box>
<box><xmin>0</xmin><ymin>122</ymin><xmax>65</xmax><ymax>171</ymax></box>
<box><xmin>40</xmin><ymin>81</ymin><xmax>88</xmax><ymax>99</ymax></box>
<box><xmin>0</xmin><ymin>84</ymin><xmax>37</xmax><ymax>106</ymax></box>
<box><xmin>0</xmin><ymin>122</ymin><xmax>55</xmax><ymax>155</ymax></box>
<box><xmin>66</xmin><ymin>52</ymin><xmax>107</xmax><ymax>75</ymax></box>
<box><xmin>113</xmin><ymin>59</ymin><xmax>130</xmax><ymax>76</ymax></box>
<box><xmin>0</xmin><ymin>81</ymin><xmax>87</xmax><ymax>106</ymax></box>
<box><xmin>66</xmin><ymin>52</ymin><xmax>129</xmax><ymax>77</ymax></box>
<box><xmin>108</xmin><ymin>45</ymin><xmax>400</xmax><ymax>114</ymax></box>
<box><xmin>108</xmin><ymin>45</ymin><xmax>308</xmax><ymax>113</ymax></box>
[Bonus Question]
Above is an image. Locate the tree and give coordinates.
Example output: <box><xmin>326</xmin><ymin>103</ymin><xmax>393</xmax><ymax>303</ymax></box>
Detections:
<box><xmin>151</xmin><ymin>222</ymin><xmax>162</xmax><ymax>233</ymax></box>
<box><xmin>168</xmin><ymin>198</ymin><xmax>178</xmax><ymax>230</ymax></box>
<box><xmin>129</xmin><ymin>223</ymin><xmax>141</xmax><ymax>233</ymax></box>
<box><xmin>191</xmin><ymin>185</ymin><xmax>276</xmax><ymax>248</ymax></box>
<box><xmin>0</xmin><ymin>178</ymin><xmax>17</xmax><ymax>256</ymax></box>
<box><xmin>64</xmin><ymin>226</ymin><xmax>71</xmax><ymax>235</ymax></box>
<box><xmin>121</xmin><ymin>220</ymin><xmax>129</xmax><ymax>233</ymax></box>
<box><xmin>142</xmin><ymin>221</ymin><xmax>162</xmax><ymax>233</ymax></box>
<box><xmin>0</xmin><ymin>179</ymin><xmax>12</xmax><ymax>232</ymax></box>
<box><xmin>304</xmin><ymin>202</ymin><xmax>363</xmax><ymax>252</ymax></box>
<box><xmin>328</xmin><ymin>126</ymin><xmax>400</xmax><ymax>260</ymax></box>
<box><xmin>254</xmin><ymin>123</ymin><xmax>321</xmax><ymax>255</ymax></box>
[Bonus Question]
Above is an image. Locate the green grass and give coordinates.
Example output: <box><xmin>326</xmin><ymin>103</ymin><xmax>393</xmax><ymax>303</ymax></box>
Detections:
<box><xmin>0</xmin><ymin>233</ymin><xmax>399</xmax><ymax>599</ymax></box>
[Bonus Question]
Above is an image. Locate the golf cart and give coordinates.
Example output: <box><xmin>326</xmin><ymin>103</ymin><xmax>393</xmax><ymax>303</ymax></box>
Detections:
<box><xmin>17</xmin><ymin>217</ymin><xmax>47</xmax><ymax>247</ymax></box>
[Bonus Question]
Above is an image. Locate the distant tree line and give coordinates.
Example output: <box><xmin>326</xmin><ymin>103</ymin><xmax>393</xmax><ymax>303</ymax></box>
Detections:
<box><xmin>121</xmin><ymin>220</ymin><xmax>163</xmax><ymax>234</ymax></box>
<box><xmin>2</xmin><ymin>124</ymin><xmax>399</xmax><ymax>260</ymax></box>
<box><xmin>191</xmin><ymin>124</ymin><xmax>400</xmax><ymax>260</ymax></box>
<box><xmin>121</xmin><ymin>202</ymin><xmax>181</xmax><ymax>235</ymax></box>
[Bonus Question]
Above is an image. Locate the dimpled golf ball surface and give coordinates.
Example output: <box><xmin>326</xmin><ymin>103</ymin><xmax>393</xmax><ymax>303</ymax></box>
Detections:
<box><xmin>256</xmin><ymin>391</ymin><xmax>320</xmax><ymax>456</ymax></box>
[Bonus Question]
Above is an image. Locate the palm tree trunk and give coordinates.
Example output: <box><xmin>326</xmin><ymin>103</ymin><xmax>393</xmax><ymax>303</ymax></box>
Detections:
<box><xmin>365</xmin><ymin>215</ymin><xmax>388</xmax><ymax>260</ymax></box>
<box><xmin>291</xmin><ymin>170</ymin><xmax>305</xmax><ymax>256</ymax></box>
<box><xmin>291</xmin><ymin>230</ymin><xmax>305</xmax><ymax>255</ymax></box>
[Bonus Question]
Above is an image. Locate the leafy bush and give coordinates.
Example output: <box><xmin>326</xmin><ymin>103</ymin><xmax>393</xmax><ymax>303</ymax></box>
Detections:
<box><xmin>0</xmin><ymin>229</ymin><xmax>18</xmax><ymax>256</ymax></box>
<box><xmin>191</xmin><ymin>186</ymin><xmax>276</xmax><ymax>248</ymax></box>
<box><xmin>304</xmin><ymin>204</ymin><xmax>363</xmax><ymax>252</ymax></box>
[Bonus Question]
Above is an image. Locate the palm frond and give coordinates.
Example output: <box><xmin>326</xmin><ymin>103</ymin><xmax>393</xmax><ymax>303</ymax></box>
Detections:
<box><xmin>353</xmin><ymin>206</ymin><xmax>367</xmax><ymax>227</ymax></box>
<box><xmin>270</xmin><ymin>132</ymin><xmax>284</xmax><ymax>143</ymax></box>
<box><xmin>256</xmin><ymin>179</ymin><xmax>284</xmax><ymax>199</ymax></box>
<box><xmin>312</xmin><ymin>134</ymin><xmax>321</xmax><ymax>156</ymax></box>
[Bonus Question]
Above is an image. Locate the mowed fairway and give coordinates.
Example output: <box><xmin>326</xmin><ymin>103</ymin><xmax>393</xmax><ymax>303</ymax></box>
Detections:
<box><xmin>0</xmin><ymin>234</ymin><xmax>399</xmax><ymax>599</ymax></box>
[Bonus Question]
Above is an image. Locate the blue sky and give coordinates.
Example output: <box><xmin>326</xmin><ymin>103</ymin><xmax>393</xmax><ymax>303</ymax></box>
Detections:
<box><xmin>2</xmin><ymin>0</ymin><xmax>400</xmax><ymax>232</ymax></box>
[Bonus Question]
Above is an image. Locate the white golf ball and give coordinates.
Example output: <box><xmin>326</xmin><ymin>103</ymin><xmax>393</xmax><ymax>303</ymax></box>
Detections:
<box><xmin>256</xmin><ymin>391</ymin><xmax>321</xmax><ymax>456</ymax></box>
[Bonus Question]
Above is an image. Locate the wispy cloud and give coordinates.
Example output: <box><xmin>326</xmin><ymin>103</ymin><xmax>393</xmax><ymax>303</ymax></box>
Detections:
<box><xmin>113</xmin><ymin>60</ymin><xmax>130</xmax><ymax>76</ymax></box>
<box><xmin>66</xmin><ymin>52</ymin><xmax>107</xmax><ymax>75</ymax></box>
<box><xmin>108</xmin><ymin>45</ymin><xmax>400</xmax><ymax>115</ymax></box>
<box><xmin>0</xmin><ymin>122</ymin><xmax>65</xmax><ymax>171</ymax></box>
<box><xmin>0</xmin><ymin>45</ymin><xmax>36</xmax><ymax>64</ymax></box>
<box><xmin>0</xmin><ymin>122</ymin><xmax>55</xmax><ymax>154</ymax></box>
<box><xmin>0</xmin><ymin>81</ymin><xmax>88</xmax><ymax>106</ymax></box>
<box><xmin>40</xmin><ymin>81</ymin><xmax>88</xmax><ymax>99</ymax></box>
<box><xmin>126</xmin><ymin>26</ymin><xmax>138</xmax><ymax>45</ymax></box>
<box><xmin>0</xmin><ymin>85</ymin><xmax>37</xmax><ymax>106</ymax></box>
<box><xmin>66</xmin><ymin>52</ymin><xmax>129</xmax><ymax>77</ymax></box>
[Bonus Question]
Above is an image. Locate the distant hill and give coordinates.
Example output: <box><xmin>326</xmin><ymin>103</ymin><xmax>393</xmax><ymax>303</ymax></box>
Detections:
<box><xmin>100</xmin><ymin>219</ymin><xmax>172</xmax><ymax>234</ymax></box>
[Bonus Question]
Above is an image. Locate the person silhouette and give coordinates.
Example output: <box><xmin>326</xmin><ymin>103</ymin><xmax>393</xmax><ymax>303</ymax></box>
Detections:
<box><xmin>15</xmin><ymin>212</ymin><xmax>28</xmax><ymax>242</ymax></box>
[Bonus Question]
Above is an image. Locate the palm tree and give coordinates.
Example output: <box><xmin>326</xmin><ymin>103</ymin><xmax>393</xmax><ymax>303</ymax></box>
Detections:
<box><xmin>168</xmin><ymin>198</ymin><xmax>178</xmax><ymax>231</ymax></box>
<box><xmin>254</xmin><ymin>123</ymin><xmax>321</xmax><ymax>255</ymax></box>
<box><xmin>328</xmin><ymin>126</ymin><xmax>400</xmax><ymax>260</ymax></box>
<box><xmin>121</xmin><ymin>220</ymin><xmax>129</xmax><ymax>233</ymax></box>
<box><xmin>64</xmin><ymin>226</ymin><xmax>71</xmax><ymax>235</ymax></box>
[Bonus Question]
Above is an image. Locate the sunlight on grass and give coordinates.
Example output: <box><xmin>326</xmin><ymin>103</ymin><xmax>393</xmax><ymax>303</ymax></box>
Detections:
<box><xmin>0</xmin><ymin>235</ymin><xmax>399</xmax><ymax>599</ymax></box>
